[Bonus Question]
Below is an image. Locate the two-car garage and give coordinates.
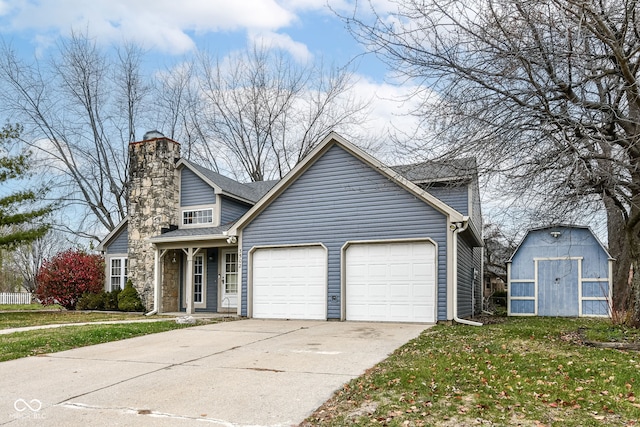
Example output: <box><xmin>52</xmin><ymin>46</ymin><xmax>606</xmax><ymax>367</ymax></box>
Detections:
<box><xmin>250</xmin><ymin>240</ymin><xmax>437</xmax><ymax>323</ymax></box>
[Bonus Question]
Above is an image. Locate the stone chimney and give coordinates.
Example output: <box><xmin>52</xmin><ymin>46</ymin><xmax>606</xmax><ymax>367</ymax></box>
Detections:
<box><xmin>127</xmin><ymin>131</ymin><xmax>180</xmax><ymax>310</ymax></box>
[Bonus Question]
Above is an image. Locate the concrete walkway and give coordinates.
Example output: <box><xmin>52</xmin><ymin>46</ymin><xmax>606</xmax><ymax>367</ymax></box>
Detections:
<box><xmin>0</xmin><ymin>319</ymin><xmax>430</xmax><ymax>426</ymax></box>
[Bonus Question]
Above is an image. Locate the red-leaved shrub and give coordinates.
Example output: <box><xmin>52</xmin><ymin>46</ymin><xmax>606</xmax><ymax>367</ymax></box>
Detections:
<box><xmin>35</xmin><ymin>249</ymin><xmax>105</xmax><ymax>310</ymax></box>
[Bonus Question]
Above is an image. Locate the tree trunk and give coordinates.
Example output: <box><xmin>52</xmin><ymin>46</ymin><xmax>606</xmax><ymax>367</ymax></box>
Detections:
<box><xmin>606</xmin><ymin>195</ymin><xmax>632</xmax><ymax>311</ymax></box>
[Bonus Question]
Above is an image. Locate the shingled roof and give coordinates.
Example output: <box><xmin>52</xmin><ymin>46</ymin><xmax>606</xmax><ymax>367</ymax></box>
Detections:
<box><xmin>182</xmin><ymin>160</ymin><xmax>278</xmax><ymax>203</ymax></box>
<box><xmin>391</xmin><ymin>157</ymin><xmax>477</xmax><ymax>185</ymax></box>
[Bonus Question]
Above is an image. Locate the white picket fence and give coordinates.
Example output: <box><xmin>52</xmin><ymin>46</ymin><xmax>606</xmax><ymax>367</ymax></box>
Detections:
<box><xmin>0</xmin><ymin>292</ymin><xmax>32</xmax><ymax>305</ymax></box>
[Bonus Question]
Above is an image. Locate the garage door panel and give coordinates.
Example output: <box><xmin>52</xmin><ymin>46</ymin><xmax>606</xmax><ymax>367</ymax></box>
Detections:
<box><xmin>252</xmin><ymin>246</ymin><xmax>327</xmax><ymax>320</ymax></box>
<box><xmin>346</xmin><ymin>241</ymin><xmax>436</xmax><ymax>323</ymax></box>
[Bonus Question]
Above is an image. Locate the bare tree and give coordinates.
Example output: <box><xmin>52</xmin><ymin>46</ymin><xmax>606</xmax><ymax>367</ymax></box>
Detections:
<box><xmin>345</xmin><ymin>0</ymin><xmax>640</xmax><ymax>322</ymax></box>
<box><xmin>0</xmin><ymin>33</ymin><xmax>372</xmax><ymax>243</ymax></box>
<box><xmin>195</xmin><ymin>44</ymin><xmax>372</xmax><ymax>181</ymax></box>
<box><xmin>0</xmin><ymin>31</ymin><xmax>151</xmax><ymax>240</ymax></box>
<box><xmin>11</xmin><ymin>230</ymin><xmax>67</xmax><ymax>292</ymax></box>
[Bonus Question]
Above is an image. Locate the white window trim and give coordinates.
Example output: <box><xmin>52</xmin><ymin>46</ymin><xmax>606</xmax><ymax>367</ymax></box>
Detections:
<box><xmin>108</xmin><ymin>256</ymin><xmax>128</xmax><ymax>291</ymax></box>
<box><xmin>180</xmin><ymin>204</ymin><xmax>217</xmax><ymax>228</ymax></box>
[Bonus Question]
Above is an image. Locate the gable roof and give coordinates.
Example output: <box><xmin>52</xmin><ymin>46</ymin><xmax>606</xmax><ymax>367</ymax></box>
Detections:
<box><xmin>229</xmin><ymin>132</ymin><xmax>466</xmax><ymax>235</ymax></box>
<box><xmin>96</xmin><ymin>216</ymin><xmax>129</xmax><ymax>252</ymax></box>
<box><xmin>178</xmin><ymin>159</ymin><xmax>277</xmax><ymax>204</ymax></box>
<box><xmin>391</xmin><ymin>157</ymin><xmax>477</xmax><ymax>185</ymax></box>
<box><xmin>507</xmin><ymin>224</ymin><xmax>613</xmax><ymax>263</ymax></box>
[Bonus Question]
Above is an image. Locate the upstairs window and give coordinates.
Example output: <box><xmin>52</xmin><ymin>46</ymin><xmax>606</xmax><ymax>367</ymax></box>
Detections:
<box><xmin>182</xmin><ymin>208</ymin><xmax>213</xmax><ymax>226</ymax></box>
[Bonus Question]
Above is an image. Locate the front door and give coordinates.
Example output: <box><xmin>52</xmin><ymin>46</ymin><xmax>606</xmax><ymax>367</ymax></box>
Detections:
<box><xmin>221</xmin><ymin>249</ymin><xmax>238</xmax><ymax>309</ymax></box>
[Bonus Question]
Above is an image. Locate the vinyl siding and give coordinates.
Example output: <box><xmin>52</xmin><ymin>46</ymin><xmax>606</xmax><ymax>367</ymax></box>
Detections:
<box><xmin>204</xmin><ymin>248</ymin><xmax>218</xmax><ymax>312</ymax></box>
<box><xmin>220</xmin><ymin>196</ymin><xmax>251</xmax><ymax>225</ymax></box>
<box><xmin>181</xmin><ymin>168</ymin><xmax>216</xmax><ymax>207</ymax></box>
<box><xmin>105</xmin><ymin>225</ymin><xmax>128</xmax><ymax>255</ymax></box>
<box><xmin>469</xmin><ymin>179</ymin><xmax>482</xmax><ymax>230</ymax></box>
<box><xmin>473</xmin><ymin>246</ymin><xmax>483</xmax><ymax>313</ymax></box>
<box><xmin>425</xmin><ymin>185</ymin><xmax>469</xmax><ymax>215</ymax></box>
<box><xmin>240</xmin><ymin>144</ymin><xmax>449</xmax><ymax>320</ymax></box>
<box><xmin>457</xmin><ymin>235</ymin><xmax>474</xmax><ymax>318</ymax></box>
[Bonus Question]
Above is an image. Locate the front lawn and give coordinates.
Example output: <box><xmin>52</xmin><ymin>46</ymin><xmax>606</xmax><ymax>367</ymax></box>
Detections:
<box><xmin>0</xmin><ymin>321</ymin><xmax>198</xmax><ymax>362</ymax></box>
<box><xmin>0</xmin><ymin>310</ymin><xmax>144</xmax><ymax>329</ymax></box>
<box><xmin>0</xmin><ymin>309</ymin><xmax>217</xmax><ymax>362</ymax></box>
<box><xmin>0</xmin><ymin>303</ymin><xmax>60</xmax><ymax>311</ymax></box>
<box><xmin>303</xmin><ymin>317</ymin><xmax>640</xmax><ymax>426</ymax></box>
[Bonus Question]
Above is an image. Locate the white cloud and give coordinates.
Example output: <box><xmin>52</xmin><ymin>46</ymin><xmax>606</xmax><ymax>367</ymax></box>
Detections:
<box><xmin>248</xmin><ymin>30</ymin><xmax>312</xmax><ymax>62</ymax></box>
<box><xmin>1</xmin><ymin>0</ymin><xmax>297</xmax><ymax>54</ymax></box>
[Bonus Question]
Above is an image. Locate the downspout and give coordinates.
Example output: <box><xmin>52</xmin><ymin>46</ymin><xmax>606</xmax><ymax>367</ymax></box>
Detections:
<box><xmin>452</xmin><ymin>217</ymin><xmax>483</xmax><ymax>326</ymax></box>
<box><xmin>145</xmin><ymin>246</ymin><xmax>159</xmax><ymax>316</ymax></box>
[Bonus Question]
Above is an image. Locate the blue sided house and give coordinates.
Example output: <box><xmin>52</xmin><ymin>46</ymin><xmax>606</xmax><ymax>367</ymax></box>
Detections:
<box><xmin>507</xmin><ymin>225</ymin><xmax>613</xmax><ymax>317</ymax></box>
<box><xmin>98</xmin><ymin>131</ymin><xmax>484</xmax><ymax>323</ymax></box>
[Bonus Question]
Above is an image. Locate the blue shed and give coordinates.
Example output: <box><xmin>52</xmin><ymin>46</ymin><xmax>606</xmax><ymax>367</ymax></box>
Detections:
<box><xmin>507</xmin><ymin>225</ymin><xmax>612</xmax><ymax>317</ymax></box>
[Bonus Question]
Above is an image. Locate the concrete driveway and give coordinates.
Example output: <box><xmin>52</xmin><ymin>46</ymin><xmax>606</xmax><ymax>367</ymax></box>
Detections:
<box><xmin>0</xmin><ymin>319</ymin><xmax>430</xmax><ymax>426</ymax></box>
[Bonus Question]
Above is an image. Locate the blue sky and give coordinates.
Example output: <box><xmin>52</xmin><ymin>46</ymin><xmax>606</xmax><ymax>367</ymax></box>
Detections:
<box><xmin>0</xmin><ymin>1</ymin><xmax>390</xmax><ymax>81</ymax></box>
<box><xmin>0</xmin><ymin>0</ymin><xmax>421</xmax><ymax>157</ymax></box>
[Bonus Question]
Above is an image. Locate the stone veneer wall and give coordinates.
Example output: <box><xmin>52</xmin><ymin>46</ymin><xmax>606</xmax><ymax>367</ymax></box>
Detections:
<box><xmin>127</xmin><ymin>137</ymin><xmax>180</xmax><ymax>310</ymax></box>
<box><xmin>162</xmin><ymin>250</ymin><xmax>181</xmax><ymax>312</ymax></box>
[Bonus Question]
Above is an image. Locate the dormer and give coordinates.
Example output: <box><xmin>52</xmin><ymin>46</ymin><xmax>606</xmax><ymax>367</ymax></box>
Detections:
<box><xmin>177</xmin><ymin>159</ymin><xmax>277</xmax><ymax>228</ymax></box>
<box><xmin>179</xmin><ymin>166</ymin><xmax>217</xmax><ymax>228</ymax></box>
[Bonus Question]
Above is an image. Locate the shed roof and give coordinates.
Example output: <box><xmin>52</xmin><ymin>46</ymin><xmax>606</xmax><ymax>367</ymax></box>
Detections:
<box><xmin>507</xmin><ymin>224</ymin><xmax>612</xmax><ymax>263</ymax></box>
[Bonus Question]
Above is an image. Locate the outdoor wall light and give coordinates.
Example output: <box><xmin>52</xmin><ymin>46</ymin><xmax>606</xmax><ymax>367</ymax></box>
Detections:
<box><xmin>550</xmin><ymin>231</ymin><xmax>562</xmax><ymax>238</ymax></box>
<box><xmin>171</xmin><ymin>253</ymin><xmax>177</xmax><ymax>263</ymax></box>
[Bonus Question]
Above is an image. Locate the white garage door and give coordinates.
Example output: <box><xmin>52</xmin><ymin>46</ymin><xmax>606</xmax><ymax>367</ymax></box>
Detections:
<box><xmin>346</xmin><ymin>241</ymin><xmax>436</xmax><ymax>322</ymax></box>
<box><xmin>252</xmin><ymin>246</ymin><xmax>327</xmax><ymax>320</ymax></box>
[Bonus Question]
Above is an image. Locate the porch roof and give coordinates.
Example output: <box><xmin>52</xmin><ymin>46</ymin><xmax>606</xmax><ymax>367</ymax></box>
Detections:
<box><xmin>149</xmin><ymin>224</ymin><xmax>232</xmax><ymax>243</ymax></box>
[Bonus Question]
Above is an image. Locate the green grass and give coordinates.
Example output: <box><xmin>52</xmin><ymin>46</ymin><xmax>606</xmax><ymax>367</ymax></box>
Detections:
<box><xmin>303</xmin><ymin>317</ymin><xmax>640</xmax><ymax>427</ymax></box>
<box><xmin>0</xmin><ymin>303</ymin><xmax>60</xmax><ymax>311</ymax></box>
<box><xmin>0</xmin><ymin>321</ymin><xmax>198</xmax><ymax>362</ymax></box>
<box><xmin>0</xmin><ymin>310</ymin><xmax>144</xmax><ymax>329</ymax></box>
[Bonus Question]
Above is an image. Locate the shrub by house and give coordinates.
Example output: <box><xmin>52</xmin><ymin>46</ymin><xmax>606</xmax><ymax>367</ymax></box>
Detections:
<box><xmin>35</xmin><ymin>249</ymin><xmax>104</xmax><ymax>310</ymax></box>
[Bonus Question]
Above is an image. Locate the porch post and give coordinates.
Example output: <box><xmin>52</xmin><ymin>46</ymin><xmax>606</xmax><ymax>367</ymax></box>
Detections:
<box><xmin>183</xmin><ymin>248</ymin><xmax>195</xmax><ymax>314</ymax></box>
<box><xmin>155</xmin><ymin>249</ymin><xmax>167</xmax><ymax>314</ymax></box>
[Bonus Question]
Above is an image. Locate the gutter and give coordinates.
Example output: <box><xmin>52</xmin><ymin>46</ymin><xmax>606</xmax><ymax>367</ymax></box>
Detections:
<box><xmin>451</xmin><ymin>217</ymin><xmax>482</xmax><ymax>326</ymax></box>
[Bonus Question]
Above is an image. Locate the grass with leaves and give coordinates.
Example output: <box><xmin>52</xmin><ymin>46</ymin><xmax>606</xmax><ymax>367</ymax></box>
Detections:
<box><xmin>303</xmin><ymin>317</ymin><xmax>640</xmax><ymax>427</ymax></box>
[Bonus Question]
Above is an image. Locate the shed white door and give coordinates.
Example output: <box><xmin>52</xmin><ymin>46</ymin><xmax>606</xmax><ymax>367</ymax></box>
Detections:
<box><xmin>252</xmin><ymin>246</ymin><xmax>327</xmax><ymax>319</ymax></box>
<box><xmin>345</xmin><ymin>241</ymin><xmax>436</xmax><ymax>322</ymax></box>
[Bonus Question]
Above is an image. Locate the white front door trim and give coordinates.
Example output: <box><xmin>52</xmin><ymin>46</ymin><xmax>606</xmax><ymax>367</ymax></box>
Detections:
<box><xmin>220</xmin><ymin>248</ymin><xmax>239</xmax><ymax>309</ymax></box>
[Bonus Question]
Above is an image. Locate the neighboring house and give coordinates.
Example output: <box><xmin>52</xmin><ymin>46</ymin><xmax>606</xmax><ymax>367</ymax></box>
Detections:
<box><xmin>98</xmin><ymin>131</ymin><xmax>483</xmax><ymax>323</ymax></box>
<box><xmin>507</xmin><ymin>225</ymin><xmax>612</xmax><ymax>317</ymax></box>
